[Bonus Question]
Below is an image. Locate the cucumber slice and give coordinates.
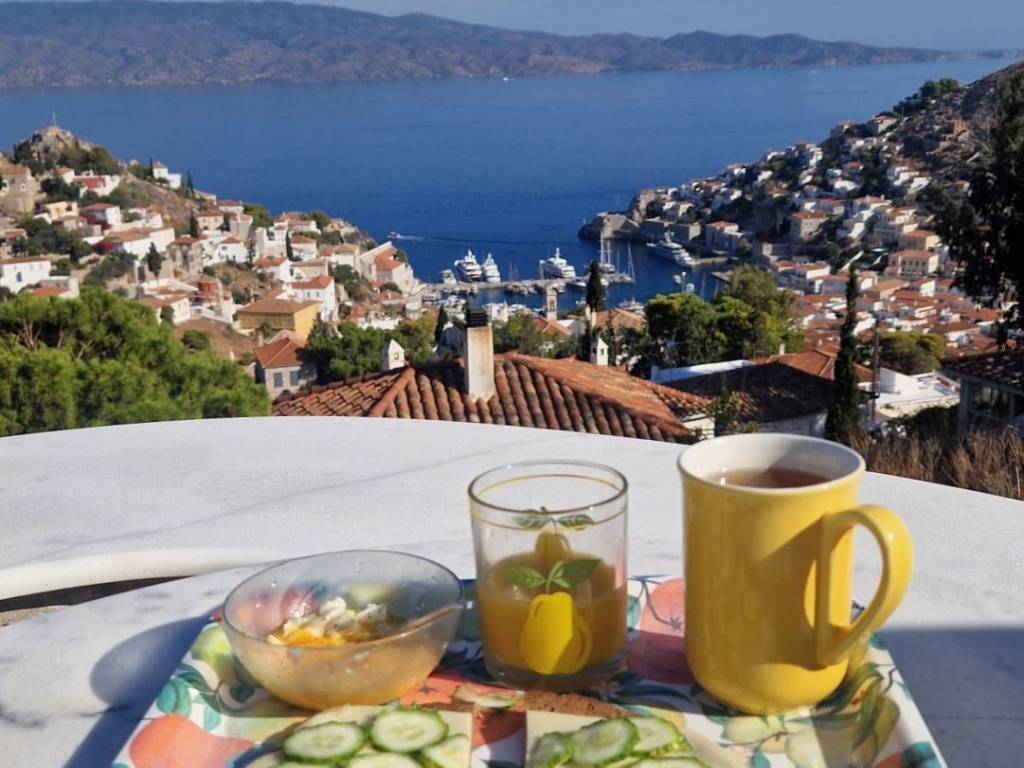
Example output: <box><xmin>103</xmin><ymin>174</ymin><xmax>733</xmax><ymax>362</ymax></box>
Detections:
<box><xmin>531</xmin><ymin>732</ymin><xmax>574</xmax><ymax>768</ymax></box>
<box><xmin>570</xmin><ymin>719</ymin><xmax>638</xmax><ymax>766</ymax></box>
<box><xmin>628</xmin><ymin>717</ymin><xmax>684</xmax><ymax>756</ymax></box>
<box><xmin>283</xmin><ymin>721</ymin><xmax>367</xmax><ymax>764</ymax></box>
<box><xmin>370</xmin><ymin>708</ymin><xmax>449</xmax><ymax>753</ymax></box>
<box><xmin>349</xmin><ymin>754</ymin><xmax>422</xmax><ymax>768</ymax></box>
<box><xmin>628</xmin><ymin>759</ymin><xmax>704</xmax><ymax>768</ymax></box>
<box><xmin>421</xmin><ymin>734</ymin><xmax>471</xmax><ymax>768</ymax></box>
<box><xmin>453</xmin><ymin>684</ymin><xmax>520</xmax><ymax>710</ymax></box>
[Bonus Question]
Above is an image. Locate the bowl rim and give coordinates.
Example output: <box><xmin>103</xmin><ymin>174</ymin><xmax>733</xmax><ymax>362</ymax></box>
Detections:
<box><xmin>222</xmin><ymin>549</ymin><xmax>465</xmax><ymax>651</ymax></box>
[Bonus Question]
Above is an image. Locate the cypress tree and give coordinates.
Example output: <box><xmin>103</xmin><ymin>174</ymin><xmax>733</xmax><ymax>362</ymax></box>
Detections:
<box><xmin>434</xmin><ymin>305</ymin><xmax>448</xmax><ymax>347</ymax></box>
<box><xmin>585</xmin><ymin>259</ymin><xmax>606</xmax><ymax>313</ymax></box>
<box><xmin>826</xmin><ymin>264</ymin><xmax>864</xmax><ymax>444</ymax></box>
<box><xmin>188</xmin><ymin>211</ymin><xmax>199</xmax><ymax>238</ymax></box>
<box><xmin>145</xmin><ymin>242</ymin><xmax>163</xmax><ymax>282</ymax></box>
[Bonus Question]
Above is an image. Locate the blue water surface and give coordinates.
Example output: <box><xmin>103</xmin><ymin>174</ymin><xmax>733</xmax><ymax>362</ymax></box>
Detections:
<box><xmin>0</xmin><ymin>58</ymin><xmax>1011</xmax><ymax>307</ymax></box>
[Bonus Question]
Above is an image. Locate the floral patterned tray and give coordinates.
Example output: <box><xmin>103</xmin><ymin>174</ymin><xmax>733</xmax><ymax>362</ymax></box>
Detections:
<box><xmin>113</xmin><ymin>576</ymin><xmax>945</xmax><ymax>768</ymax></box>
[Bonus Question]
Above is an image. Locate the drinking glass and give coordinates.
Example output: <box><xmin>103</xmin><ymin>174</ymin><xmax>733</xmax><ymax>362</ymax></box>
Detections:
<box><xmin>469</xmin><ymin>460</ymin><xmax>628</xmax><ymax>690</ymax></box>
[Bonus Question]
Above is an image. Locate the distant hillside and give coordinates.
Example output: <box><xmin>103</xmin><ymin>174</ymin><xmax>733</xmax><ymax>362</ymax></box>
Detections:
<box><xmin>0</xmin><ymin>1</ymin><xmax>1007</xmax><ymax>89</ymax></box>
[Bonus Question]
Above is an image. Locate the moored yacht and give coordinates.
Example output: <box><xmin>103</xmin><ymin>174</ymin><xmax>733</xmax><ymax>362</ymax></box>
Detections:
<box><xmin>481</xmin><ymin>253</ymin><xmax>502</xmax><ymax>284</ymax></box>
<box><xmin>647</xmin><ymin>233</ymin><xmax>692</xmax><ymax>265</ymax></box>
<box><xmin>539</xmin><ymin>248</ymin><xmax>577</xmax><ymax>280</ymax></box>
<box><xmin>454</xmin><ymin>249</ymin><xmax>483</xmax><ymax>282</ymax></box>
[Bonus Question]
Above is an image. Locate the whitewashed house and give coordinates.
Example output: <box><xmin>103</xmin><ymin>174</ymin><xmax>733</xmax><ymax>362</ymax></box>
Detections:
<box><xmin>290</xmin><ymin>275</ymin><xmax>338</xmax><ymax>321</ymax></box>
<box><xmin>0</xmin><ymin>256</ymin><xmax>52</xmax><ymax>294</ymax></box>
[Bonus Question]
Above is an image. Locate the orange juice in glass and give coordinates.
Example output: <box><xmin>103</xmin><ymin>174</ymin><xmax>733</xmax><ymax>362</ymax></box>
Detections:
<box><xmin>469</xmin><ymin>461</ymin><xmax>628</xmax><ymax>690</ymax></box>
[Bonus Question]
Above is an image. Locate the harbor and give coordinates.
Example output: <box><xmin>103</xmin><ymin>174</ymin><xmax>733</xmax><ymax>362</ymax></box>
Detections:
<box><xmin>400</xmin><ymin>229</ymin><xmax>730</xmax><ymax>312</ymax></box>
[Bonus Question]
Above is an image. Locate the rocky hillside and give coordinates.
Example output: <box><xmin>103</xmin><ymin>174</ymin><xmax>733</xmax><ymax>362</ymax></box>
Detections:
<box><xmin>894</xmin><ymin>61</ymin><xmax>1024</xmax><ymax>180</ymax></box>
<box><xmin>12</xmin><ymin>126</ymin><xmax>202</xmax><ymax>226</ymax></box>
<box><xmin>0</xmin><ymin>1</ymin><xmax>1007</xmax><ymax>89</ymax></box>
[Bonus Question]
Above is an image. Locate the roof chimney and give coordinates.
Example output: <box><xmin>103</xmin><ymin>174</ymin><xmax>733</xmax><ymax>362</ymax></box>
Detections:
<box><xmin>464</xmin><ymin>307</ymin><xmax>495</xmax><ymax>400</ymax></box>
<box><xmin>383</xmin><ymin>339</ymin><xmax>405</xmax><ymax>372</ymax></box>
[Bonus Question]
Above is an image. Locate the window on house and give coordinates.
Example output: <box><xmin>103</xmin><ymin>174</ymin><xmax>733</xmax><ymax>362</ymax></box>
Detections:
<box><xmin>289</xmin><ymin>370</ymin><xmax>299</xmax><ymax>386</ymax></box>
<box><xmin>273</xmin><ymin>372</ymin><xmax>284</xmax><ymax>388</ymax></box>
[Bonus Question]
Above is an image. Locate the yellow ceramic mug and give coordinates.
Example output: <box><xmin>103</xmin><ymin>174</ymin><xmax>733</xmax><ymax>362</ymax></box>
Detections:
<box><xmin>678</xmin><ymin>434</ymin><xmax>912</xmax><ymax>714</ymax></box>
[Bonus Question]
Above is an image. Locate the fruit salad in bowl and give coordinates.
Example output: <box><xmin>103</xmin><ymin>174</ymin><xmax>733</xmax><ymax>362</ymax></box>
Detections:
<box><xmin>223</xmin><ymin>550</ymin><xmax>464</xmax><ymax>710</ymax></box>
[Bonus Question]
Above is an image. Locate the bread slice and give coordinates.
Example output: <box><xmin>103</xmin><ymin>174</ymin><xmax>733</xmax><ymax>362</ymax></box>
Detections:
<box><xmin>522</xmin><ymin>691</ymin><xmax>628</xmax><ymax>719</ymax></box>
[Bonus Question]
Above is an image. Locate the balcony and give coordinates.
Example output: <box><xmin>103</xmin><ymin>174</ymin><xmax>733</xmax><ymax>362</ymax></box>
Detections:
<box><xmin>0</xmin><ymin>417</ymin><xmax>1021</xmax><ymax>766</ymax></box>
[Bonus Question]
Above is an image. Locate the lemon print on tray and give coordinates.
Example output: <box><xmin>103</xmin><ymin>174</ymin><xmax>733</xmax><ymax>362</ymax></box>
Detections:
<box><xmin>506</xmin><ymin>551</ymin><xmax>598</xmax><ymax>675</ymax></box>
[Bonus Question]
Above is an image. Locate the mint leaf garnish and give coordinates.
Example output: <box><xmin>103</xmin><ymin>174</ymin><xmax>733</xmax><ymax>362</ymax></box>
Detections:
<box><xmin>503</xmin><ymin>565</ymin><xmax>546</xmax><ymax>589</ymax></box>
<box><xmin>556</xmin><ymin>514</ymin><xmax>595</xmax><ymax>530</ymax></box>
<box><xmin>559</xmin><ymin>558</ymin><xmax>600</xmax><ymax>588</ymax></box>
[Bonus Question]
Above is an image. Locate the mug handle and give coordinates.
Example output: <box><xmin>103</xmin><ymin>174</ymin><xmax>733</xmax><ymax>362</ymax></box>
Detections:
<box><xmin>815</xmin><ymin>505</ymin><xmax>913</xmax><ymax>668</ymax></box>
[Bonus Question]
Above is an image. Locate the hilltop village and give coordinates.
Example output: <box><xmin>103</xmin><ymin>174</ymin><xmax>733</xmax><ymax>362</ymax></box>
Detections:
<box><xmin>582</xmin><ymin>77</ymin><xmax>1000</xmax><ymax>356</ymax></box>
<box><xmin>0</xmin><ymin>127</ymin><xmax>428</xmax><ymax>390</ymax></box>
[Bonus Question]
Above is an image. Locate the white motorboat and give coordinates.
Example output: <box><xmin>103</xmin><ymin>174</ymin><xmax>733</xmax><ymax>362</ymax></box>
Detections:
<box><xmin>439</xmin><ymin>269</ymin><xmax>457</xmax><ymax>286</ymax></box>
<box><xmin>539</xmin><ymin>248</ymin><xmax>577</xmax><ymax>280</ymax></box>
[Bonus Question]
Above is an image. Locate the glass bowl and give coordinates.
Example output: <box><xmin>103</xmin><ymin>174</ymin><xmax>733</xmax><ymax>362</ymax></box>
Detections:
<box><xmin>223</xmin><ymin>550</ymin><xmax>464</xmax><ymax>709</ymax></box>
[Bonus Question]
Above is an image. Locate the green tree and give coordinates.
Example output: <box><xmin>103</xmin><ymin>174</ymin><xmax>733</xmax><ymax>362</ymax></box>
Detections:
<box><xmin>334</xmin><ymin>265</ymin><xmax>366</xmax><ymax>301</ymax></box>
<box><xmin>878</xmin><ymin>331</ymin><xmax>945</xmax><ymax>375</ymax></box>
<box><xmin>713</xmin><ymin>295</ymin><xmax>758</xmax><ymax>359</ymax></box>
<box><xmin>14</xmin><ymin>217</ymin><xmax>92</xmax><ymax>262</ymax></box>
<box><xmin>939</xmin><ymin>72</ymin><xmax>1024</xmax><ymax>330</ymax></box>
<box><xmin>40</xmin><ymin>176</ymin><xmax>82</xmax><ymax>203</ymax></box>
<box><xmin>826</xmin><ymin>265</ymin><xmax>864</xmax><ymax>444</ymax></box>
<box><xmin>256</xmin><ymin>321</ymin><xmax>275</xmax><ymax>343</ymax></box>
<box><xmin>181</xmin><ymin>329</ymin><xmax>212</xmax><ymax>352</ymax></box>
<box><xmin>246</xmin><ymin>241</ymin><xmax>255</xmax><ymax>268</ymax></box>
<box><xmin>159</xmin><ymin>305</ymin><xmax>175</xmax><ymax>326</ymax></box>
<box><xmin>434</xmin><ymin>305</ymin><xmax>449</xmax><ymax>346</ymax></box>
<box><xmin>858</xmin><ymin>147</ymin><xmax>889</xmax><ymax>198</ymax></box>
<box><xmin>707</xmin><ymin>379</ymin><xmax>758</xmax><ymax>436</ymax></box>
<box><xmin>85</xmin><ymin>251</ymin><xmax>137</xmax><ymax>286</ymax></box>
<box><xmin>285</xmin><ymin>233</ymin><xmax>296</xmax><ymax>262</ymax></box>
<box><xmin>145</xmin><ymin>242</ymin><xmax>163</xmax><ymax>281</ymax></box>
<box><xmin>0</xmin><ymin>287</ymin><xmax>268</xmax><ymax>436</ymax></box>
<box><xmin>718</xmin><ymin>265</ymin><xmax>804</xmax><ymax>354</ymax></box>
<box><xmin>307</xmin><ymin>210</ymin><xmax>332</xmax><ymax>230</ymax></box>
<box><xmin>585</xmin><ymin>260</ymin><xmax>606</xmax><ymax>313</ymax></box>
<box><xmin>189</xmin><ymin>211</ymin><xmax>199</xmax><ymax>238</ymax></box>
<box><xmin>645</xmin><ymin>293</ymin><xmax>724</xmax><ymax>366</ymax></box>
<box><xmin>394</xmin><ymin>316</ymin><xmax>436</xmax><ymax>363</ymax></box>
<box><xmin>493</xmin><ymin>315</ymin><xmax>559</xmax><ymax>356</ymax></box>
<box><xmin>244</xmin><ymin>203</ymin><xmax>273</xmax><ymax>229</ymax></box>
<box><xmin>186</xmin><ymin>170</ymin><xmax>195</xmax><ymax>194</ymax></box>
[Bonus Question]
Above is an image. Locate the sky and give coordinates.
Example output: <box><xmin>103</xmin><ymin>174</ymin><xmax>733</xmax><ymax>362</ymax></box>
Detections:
<box><xmin>309</xmin><ymin>0</ymin><xmax>1023</xmax><ymax>52</ymax></box>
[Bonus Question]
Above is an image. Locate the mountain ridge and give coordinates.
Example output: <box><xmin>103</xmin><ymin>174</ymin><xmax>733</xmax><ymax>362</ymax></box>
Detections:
<box><xmin>0</xmin><ymin>0</ymin><xmax>1012</xmax><ymax>89</ymax></box>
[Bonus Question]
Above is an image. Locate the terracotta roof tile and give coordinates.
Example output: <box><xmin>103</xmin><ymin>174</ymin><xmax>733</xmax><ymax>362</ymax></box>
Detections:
<box><xmin>254</xmin><ymin>337</ymin><xmax>304</xmax><ymax>369</ymax></box>
<box><xmin>943</xmin><ymin>350</ymin><xmax>1024</xmax><ymax>393</ymax></box>
<box><xmin>670</xmin><ymin>363</ymin><xmax>834</xmax><ymax>423</ymax></box>
<box><xmin>273</xmin><ymin>353</ymin><xmax>704</xmax><ymax>443</ymax></box>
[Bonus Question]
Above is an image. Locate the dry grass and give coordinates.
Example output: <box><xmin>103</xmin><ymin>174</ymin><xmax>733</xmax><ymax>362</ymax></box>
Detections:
<box><xmin>851</xmin><ymin>427</ymin><xmax>1024</xmax><ymax>501</ymax></box>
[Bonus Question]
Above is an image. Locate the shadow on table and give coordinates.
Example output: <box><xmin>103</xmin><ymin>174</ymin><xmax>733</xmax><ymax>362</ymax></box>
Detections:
<box><xmin>878</xmin><ymin>625</ymin><xmax>1024</xmax><ymax>768</ymax></box>
<box><xmin>64</xmin><ymin>612</ymin><xmax>212</xmax><ymax>768</ymax></box>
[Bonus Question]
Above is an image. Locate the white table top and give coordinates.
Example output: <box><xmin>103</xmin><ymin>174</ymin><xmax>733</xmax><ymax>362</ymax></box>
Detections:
<box><xmin>0</xmin><ymin>418</ymin><xmax>1022</xmax><ymax>767</ymax></box>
